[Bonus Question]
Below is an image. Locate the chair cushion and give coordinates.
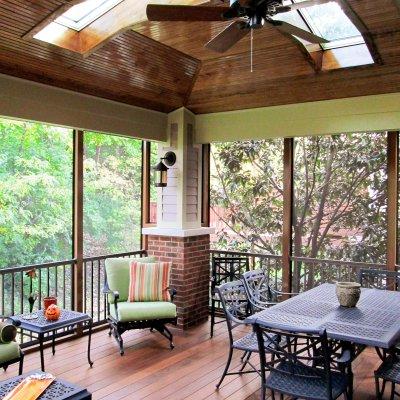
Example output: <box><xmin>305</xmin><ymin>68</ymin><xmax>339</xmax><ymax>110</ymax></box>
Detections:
<box><xmin>128</xmin><ymin>262</ymin><xmax>172</xmax><ymax>302</ymax></box>
<box><xmin>110</xmin><ymin>301</ymin><xmax>177</xmax><ymax>322</ymax></box>
<box><xmin>0</xmin><ymin>341</ymin><xmax>20</xmax><ymax>364</ymax></box>
<box><xmin>265</xmin><ymin>361</ymin><xmax>347</xmax><ymax>400</ymax></box>
<box><xmin>105</xmin><ymin>257</ymin><xmax>156</xmax><ymax>302</ymax></box>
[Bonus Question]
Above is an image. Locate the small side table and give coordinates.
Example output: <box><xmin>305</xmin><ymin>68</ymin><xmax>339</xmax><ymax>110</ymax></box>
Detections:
<box><xmin>0</xmin><ymin>371</ymin><xmax>92</xmax><ymax>399</ymax></box>
<box><xmin>10</xmin><ymin>310</ymin><xmax>93</xmax><ymax>372</ymax></box>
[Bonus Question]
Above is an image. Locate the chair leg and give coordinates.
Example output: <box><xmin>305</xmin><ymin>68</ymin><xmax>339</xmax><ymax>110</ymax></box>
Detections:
<box><xmin>210</xmin><ymin>298</ymin><xmax>215</xmax><ymax>338</ymax></box>
<box><xmin>240</xmin><ymin>350</ymin><xmax>248</xmax><ymax>362</ymax></box>
<box><xmin>216</xmin><ymin>347</ymin><xmax>233</xmax><ymax>389</ymax></box>
<box><xmin>112</xmin><ymin>326</ymin><xmax>124</xmax><ymax>356</ymax></box>
<box><xmin>390</xmin><ymin>382</ymin><xmax>396</xmax><ymax>400</ymax></box>
<box><xmin>154</xmin><ymin>325</ymin><xmax>174</xmax><ymax>349</ymax></box>
<box><xmin>239</xmin><ymin>351</ymin><xmax>252</xmax><ymax>372</ymax></box>
<box><xmin>18</xmin><ymin>353</ymin><xmax>24</xmax><ymax>375</ymax></box>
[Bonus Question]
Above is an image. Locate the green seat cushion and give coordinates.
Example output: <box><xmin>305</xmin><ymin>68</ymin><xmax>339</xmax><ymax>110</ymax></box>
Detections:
<box><xmin>105</xmin><ymin>257</ymin><xmax>156</xmax><ymax>302</ymax></box>
<box><xmin>0</xmin><ymin>341</ymin><xmax>20</xmax><ymax>364</ymax></box>
<box><xmin>110</xmin><ymin>301</ymin><xmax>177</xmax><ymax>322</ymax></box>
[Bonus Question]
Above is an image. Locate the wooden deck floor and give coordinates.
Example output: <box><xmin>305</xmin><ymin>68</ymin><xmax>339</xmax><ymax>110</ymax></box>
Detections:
<box><xmin>1</xmin><ymin>320</ymin><xmax>387</xmax><ymax>399</ymax></box>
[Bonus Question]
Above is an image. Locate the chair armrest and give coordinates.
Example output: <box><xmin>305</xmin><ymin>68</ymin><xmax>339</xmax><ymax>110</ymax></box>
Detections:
<box><xmin>103</xmin><ymin>288</ymin><xmax>120</xmax><ymax>302</ymax></box>
<box><xmin>169</xmin><ymin>288</ymin><xmax>177</xmax><ymax>302</ymax></box>
<box><xmin>103</xmin><ymin>288</ymin><xmax>120</xmax><ymax>320</ymax></box>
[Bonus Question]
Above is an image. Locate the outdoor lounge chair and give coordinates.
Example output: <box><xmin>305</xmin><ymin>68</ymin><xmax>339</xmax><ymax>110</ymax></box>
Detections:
<box><xmin>0</xmin><ymin>318</ymin><xmax>23</xmax><ymax>375</ymax></box>
<box><xmin>103</xmin><ymin>257</ymin><xmax>177</xmax><ymax>355</ymax></box>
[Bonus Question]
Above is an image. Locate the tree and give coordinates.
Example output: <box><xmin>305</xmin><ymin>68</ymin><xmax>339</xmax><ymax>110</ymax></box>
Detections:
<box><xmin>211</xmin><ymin>133</ymin><xmax>387</xmax><ymax>286</ymax></box>
<box><xmin>0</xmin><ymin>118</ymin><xmax>143</xmax><ymax>268</ymax></box>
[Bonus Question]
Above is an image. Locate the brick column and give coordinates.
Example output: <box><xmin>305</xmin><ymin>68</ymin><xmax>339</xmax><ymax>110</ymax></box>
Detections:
<box><xmin>147</xmin><ymin>234</ymin><xmax>210</xmax><ymax>329</ymax></box>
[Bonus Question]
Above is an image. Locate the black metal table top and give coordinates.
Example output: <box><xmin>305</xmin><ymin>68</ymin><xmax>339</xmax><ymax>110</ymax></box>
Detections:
<box><xmin>9</xmin><ymin>309</ymin><xmax>91</xmax><ymax>333</ymax></box>
<box><xmin>245</xmin><ymin>283</ymin><xmax>400</xmax><ymax>349</ymax></box>
<box><xmin>0</xmin><ymin>371</ymin><xmax>91</xmax><ymax>400</ymax></box>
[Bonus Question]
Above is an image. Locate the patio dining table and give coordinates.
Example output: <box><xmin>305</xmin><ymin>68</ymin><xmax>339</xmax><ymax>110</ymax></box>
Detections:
<box><xmin>245</xmin><ymin>283</ymin><xmax>400</xmax><ymax>397</ymax></box>
<box><xmin>245</xmin><ymin>282</ymin><xmax>400</xmax><ymax>349</ymax></box>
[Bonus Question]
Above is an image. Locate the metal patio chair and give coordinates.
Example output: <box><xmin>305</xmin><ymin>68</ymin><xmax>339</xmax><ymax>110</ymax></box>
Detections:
<box><xmin>210</xmin><ymin>256</ymin><xmax>249</xmax><ymax>337</ymax></box>
<box><xmin>358</xmin><ymin>268</ymin><xmax>400</xmax><ymax>291</ymax></box>
<box><xmin>215</xmin><ymin>280</ymin><xmax>274</xmax><ymax>389</ymax></box>
<box><xmin>0</xmin><ymin>317</ymin><xmax>23</xmax><ymax>375</ymax></box>
<box><xmin>103</xmin><ymin>257</ymin><xmax>177</xmax><ymax>355</ymax></box>
<box><xmin>242</xmin><ymin>269</ymin><xmax>298</xmax><ymax>313</ymax></box>
<box><xmin>254</xmin><ymin>322</ymin><xmax>352</xmax><ymax>400</ymax></box>
<box><xmin>375</xmin><ymin>354</ymin><xmax>400</xmax><ymax>399</ymax></box>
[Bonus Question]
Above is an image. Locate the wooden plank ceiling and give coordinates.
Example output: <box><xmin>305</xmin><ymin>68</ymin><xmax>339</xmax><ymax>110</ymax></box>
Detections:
<box><xmin>0</xmin><ymin>0</ymin><xmax>400</xmax><ymax>114</ymax></box>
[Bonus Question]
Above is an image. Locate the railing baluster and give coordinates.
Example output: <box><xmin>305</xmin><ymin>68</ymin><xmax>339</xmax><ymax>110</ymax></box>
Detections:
<box><xmin>63</xmin><ymin>265</ymin><xmax>66</xmax><ymax>309</ymax></box>
<box><xmin>20</xmin><ymin>271</ymin><xmax>23</xmax><ymax>314</ymax></box>
<box><xmin>11</xmin><ymin>272</ymin><xmax>15</xmax><ymax>317</ymax></box>
<box><xmin>91</xmin><ymin>261</ymin><xmax>94</xmax><ymax>319</ymax></box>
<box><xmin>55</xmin><ymin>265</ymin><xmax>58</xmax><ymax>298</ymax></box>
<box><xmin>83</xmin><ymin>261</ymin><xmax>87</xmax><ymax>314</ymax></box>
<box><xmin>47</xmin><ymin>266</ymin><xmax>50</xmax><ymax>297</ymax></box>
<box><xmin>97</xmin><ymin>260</ymin><xmax>101</xmax><ymax>323</ymax></box>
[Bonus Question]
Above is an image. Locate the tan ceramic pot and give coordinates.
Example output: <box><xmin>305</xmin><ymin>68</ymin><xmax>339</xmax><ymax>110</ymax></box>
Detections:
<box><xmin>335</xmin><ymin>282</ymin><xmax>361</xmax><ymax>307</ymax></box>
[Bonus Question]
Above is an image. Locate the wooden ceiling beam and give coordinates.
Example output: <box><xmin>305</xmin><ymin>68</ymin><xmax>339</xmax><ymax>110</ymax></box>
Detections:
<box><xmin>338</xmin><ymin>0</ymin><xmax>383</xmax><ymax>65</ymax></box>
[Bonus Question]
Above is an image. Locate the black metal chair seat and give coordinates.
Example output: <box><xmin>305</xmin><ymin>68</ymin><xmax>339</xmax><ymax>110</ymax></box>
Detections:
<box><xmin>233</xmin><ymin>332</ymin><xmax>276</xmax><ymax>353</ymax></box>
<box><xmin>266</xmin><ymin>361</ymin><xmax>348</xmax><ymax>400</ymax></box>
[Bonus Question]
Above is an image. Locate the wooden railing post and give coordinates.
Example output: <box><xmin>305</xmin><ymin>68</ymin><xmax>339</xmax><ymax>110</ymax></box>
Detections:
<box><xmin>387</xmin><ymin>131</ymin><xmax>398</xmax><ymax>271</ymax></box>
<box><xmin>73</xmin><ymin>130</ymin><xmax>84</xmax><ymax>313</ymax></box>
<box><xmin>282</xmin><ymin>138</ymin><xmax>294</xmax><ymax>294</ymax></box>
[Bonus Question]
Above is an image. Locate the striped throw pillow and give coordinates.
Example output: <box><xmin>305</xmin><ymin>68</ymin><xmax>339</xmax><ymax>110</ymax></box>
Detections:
<box><xmin>128</xmin><ymin>261</ymin><xmax>172</xmax><ymax>302</ymax></box>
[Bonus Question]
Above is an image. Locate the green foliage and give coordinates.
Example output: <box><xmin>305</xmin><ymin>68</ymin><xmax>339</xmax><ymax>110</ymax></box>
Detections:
<box><xmin>211</xmin><ymin>132</ymin><xmax>387</xmax><ymax>264</ymax></box>
<box><xmin>0</xmin><ymin>119</ymin><xmax>73</xmax><ymax>267</ymax></box>
<box><xmin>83</xmin><ymin>131</ymin><xmax>142</xmax><ymax>256</ymax></box>
<box><xmin>0</xmin><ymin>118</ymin><xmax>143</xmax><ymax>268</ymax></box>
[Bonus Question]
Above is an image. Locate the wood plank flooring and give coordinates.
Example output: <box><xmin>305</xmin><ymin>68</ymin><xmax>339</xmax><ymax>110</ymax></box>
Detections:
<box><xmin>1</xmin><ymin>320</ymin><xmax>389</xmax><ymax>399</ymax></box>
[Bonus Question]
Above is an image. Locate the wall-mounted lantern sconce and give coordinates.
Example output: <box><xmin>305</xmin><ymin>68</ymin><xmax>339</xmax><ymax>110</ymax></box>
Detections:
<box><xmin>153</xmin><ymin>151</ymin><xmax>176</xmax><ymax>187</ymax></box>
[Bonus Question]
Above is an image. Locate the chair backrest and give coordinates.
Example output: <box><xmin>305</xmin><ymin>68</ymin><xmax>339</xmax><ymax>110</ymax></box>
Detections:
<box><xmin>216</xmin><ymin>281</ymin><xmax>249</xmax><ymax>336</ymax></box>
<box><xmin>104</xmin><ymin>256</ymin><xmax>156</xmax><ymax>302</ymax></box>
<box><xmin>211</xmin><ymin>256</ymin><xmax>249</xmax><ymax>292</ymax></box>
<box><xmin>242</xmin><ymin>269</ymin><xmax>276</xmax><ymax>312</ymax></box>
<box><xmin>254</xmin><ymin>322</ymin><xmax>335</xmax><ymax>400</ymax></box>
<box><xmin>358</xmin><ymin>268</ymin><xmax>400</xmax><ymax>291</ymax></box>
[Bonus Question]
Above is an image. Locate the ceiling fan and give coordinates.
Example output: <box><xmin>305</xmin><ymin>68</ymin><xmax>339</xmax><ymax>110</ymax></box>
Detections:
<box><xmin>146</xmin><ymin>0</ymin><xmax>332</xmax><ymax>53</ymax></box>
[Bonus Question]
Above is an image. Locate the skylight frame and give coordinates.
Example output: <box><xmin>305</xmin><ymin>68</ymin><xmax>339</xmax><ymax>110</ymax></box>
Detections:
<box><xmin>55</xmin><ymin>0</ymin><xmax>124</xmax><ymax>31</ymax></box>
<box><xmin>281</xmin><ymin>0</ymin><xmax>366</xmax><ymax>51</ymax></box>
<box><xmin>297</xmin><ymin>2</ymin><xmax>364</xmax><ymax>50</ymax></box>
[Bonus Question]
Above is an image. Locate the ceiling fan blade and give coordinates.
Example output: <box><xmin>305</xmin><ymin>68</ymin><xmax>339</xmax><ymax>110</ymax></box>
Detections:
<box><xmin>271</xmin><ymin>20</ymin><xmax>329</xmax><ymax>43</ymax></box>
<box><xmin>205</xmin><ymin>20</ymin><xmax>250</xmax><ymax>53</ymax></box>
<box><xmin>286</xmin><ymin>0</ymin><xmax>335</xmax><ymax>11</ymax></box>
<box><xmin>146</xmin><ymin>4</ymin><xmax>231</xmax><ymax>21</ymax></box>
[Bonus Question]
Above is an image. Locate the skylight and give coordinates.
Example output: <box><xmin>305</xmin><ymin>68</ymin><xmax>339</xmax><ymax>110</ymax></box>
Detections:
<box><xmin>280</xmin><ymin>0</ymin><xmax>364</xmax><ymax>50</ymax></box>
<box><xmin>55</xmin><ymin>0</ymin><xmax>123</xmax><ymax>31</ymax></box>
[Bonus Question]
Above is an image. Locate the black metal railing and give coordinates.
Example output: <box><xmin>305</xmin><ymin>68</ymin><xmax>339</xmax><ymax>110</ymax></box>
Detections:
<box><xmin>0</xmin><ymin>250</ymin><xmax>146</xmax><ymax>346</ymax></box>
<box><xmin>291</xmin><ymin>256</ymin><xmax>387</xmax><ymax>292</ymax></box>
<box><xmin>210</xmin><ymin>249</ymin><xmax>388</xmax><ymax>294</ymax></box>
<box><xmin>210</xmin><ymin>249</ymin><xmax>283</xmax><ymax>290</ymax></box>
